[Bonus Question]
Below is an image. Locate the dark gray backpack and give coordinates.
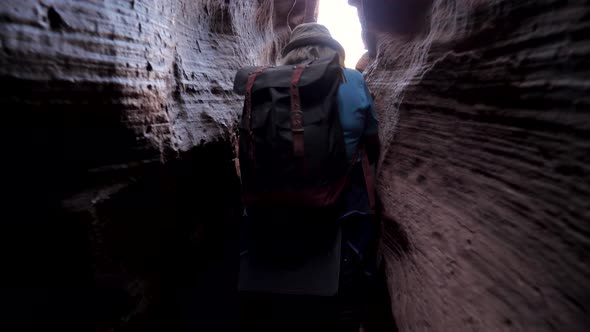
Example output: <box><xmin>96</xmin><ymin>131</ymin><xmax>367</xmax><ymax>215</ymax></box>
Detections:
<box><xmin>233</xmin><ymin>55</ymin><xmax>350</xmax><ymax>209</ymax></box>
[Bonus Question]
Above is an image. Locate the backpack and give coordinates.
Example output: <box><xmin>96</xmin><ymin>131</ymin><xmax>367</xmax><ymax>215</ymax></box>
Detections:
<box><xmin>232</xmin><ymin>55</ymin><xmax>350</xmax><ymax>209</ymax></box>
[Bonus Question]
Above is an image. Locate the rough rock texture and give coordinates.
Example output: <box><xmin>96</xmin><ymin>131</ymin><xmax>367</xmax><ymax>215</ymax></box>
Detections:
<box><xmin>355</xmin><ymin>0</ymin><xmax>590</xmax><ymax>331</ymax></box>
<box><xmin>0</xmin><ymin>1</ymin><xmax>313</xmax><ymax>331</ymax></box>
<box><xmin>3</xmin><ymin>0</ymin><xmax>589</xmax><ymax>331</ymax></box>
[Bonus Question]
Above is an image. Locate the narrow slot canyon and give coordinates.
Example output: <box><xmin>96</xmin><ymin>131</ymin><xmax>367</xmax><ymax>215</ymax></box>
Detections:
<box><xmin>0</xmin><ymin>0</ymin><xmax>588</xmax><ymax>331</ymax></box>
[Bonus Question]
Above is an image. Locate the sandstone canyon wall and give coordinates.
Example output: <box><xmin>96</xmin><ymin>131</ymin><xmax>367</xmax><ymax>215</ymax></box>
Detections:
<box><xmin>0</xmin><ymin>1</ymin><xmax>316</xmax><ymax>331</ymax></box>
<box><xmin>355</xmin><ymin>0</ymin><xmax>590</xmax><ymax>331</ymax></box>
<box><xmin>1</xmin><ymin>0</ymin><xmax>589</xmax><ymax>331</ymax></box>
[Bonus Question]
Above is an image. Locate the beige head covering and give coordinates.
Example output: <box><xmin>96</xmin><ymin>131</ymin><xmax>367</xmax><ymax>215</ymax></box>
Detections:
<box><xmin>281</xmin><ymin>23</ymin><xmax>345</xmax><ymax>59</ymax></box>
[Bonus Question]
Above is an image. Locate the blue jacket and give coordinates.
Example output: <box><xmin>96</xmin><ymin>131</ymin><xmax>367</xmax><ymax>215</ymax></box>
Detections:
<box><xmin>338</xmin><ymin>68</ymin><xmax>379</xmax><ymax>161</ymax></box>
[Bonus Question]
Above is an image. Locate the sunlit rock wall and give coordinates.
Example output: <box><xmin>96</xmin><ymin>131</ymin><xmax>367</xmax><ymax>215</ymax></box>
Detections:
<box><xmin>355</xmin><ymin>0</ymin><xmax>590</xmax><ymax>331</ymax></box>
<box><xmin>0</xmin><ymin>0</ymin><xmax>314</xmax><ymax>330</ymax></box>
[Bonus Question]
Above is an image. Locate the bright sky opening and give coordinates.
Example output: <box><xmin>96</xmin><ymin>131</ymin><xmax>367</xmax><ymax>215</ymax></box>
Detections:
<box><xmin>317</xmin><ymin>0</ymin><xmax>365</xmax><ymax>68</ymax></box>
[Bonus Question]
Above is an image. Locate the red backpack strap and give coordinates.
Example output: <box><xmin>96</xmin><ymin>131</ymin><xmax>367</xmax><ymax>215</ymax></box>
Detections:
<box><xmin>290</xmin><ymin>61</ymin><xmax>314</xmax><ymax>174</ymax></box>
<box><xmin>348</xmin><ymin>142</ymin><xmax>376</xmax><ymax>211</ymax></box>
<box><xmin>230</xmin><ymin>130</ymin><xmax>241</xmax><ymax>181</ymax></box>
<box><xmin>361</xmin><ymin>145</ymin><xmax>376</xmax><ymax>211</ymax></box>
<box><xmin>244</xmin><ymin>66</ymin><xmax>269</xmax><ymax>162</ymax></box>
<box><xmin>290</xmin><ymin>63</ymin><xmax>306</xmax><ymax>157</ymax></box>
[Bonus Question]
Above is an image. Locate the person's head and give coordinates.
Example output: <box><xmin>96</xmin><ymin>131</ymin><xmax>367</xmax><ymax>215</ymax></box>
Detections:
<box><xmin>280</xmin><ymin>23</ymin><xmax>345</xmax><ymax>66</ymax></box>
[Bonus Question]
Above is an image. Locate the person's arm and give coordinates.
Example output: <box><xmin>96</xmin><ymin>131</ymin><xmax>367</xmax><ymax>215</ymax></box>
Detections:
<box><xmin>363</xmin><ymin>85</ymin><xmax>380</xmax><ymax>165</ymax></box>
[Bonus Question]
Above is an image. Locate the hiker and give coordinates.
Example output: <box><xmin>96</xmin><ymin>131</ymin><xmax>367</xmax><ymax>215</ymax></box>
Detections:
<box><xmin>234</xmin><ymin>23</ymin><xmax>379</xmax><ymax>332</ymax></box>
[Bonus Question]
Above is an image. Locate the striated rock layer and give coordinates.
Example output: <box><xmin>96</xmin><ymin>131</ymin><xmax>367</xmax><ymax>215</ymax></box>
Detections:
<box><xmin>355</xmin><ymin>0</ymin><xmax>590</xmax><ymax>331</ymax></box>
<box><xmin>0</xmin><ymin>0</ymin><xmax>314</xmax><ymax>330</ymax></box>
<box><xmin>2</xmin><ymin>0</ymin><xmax>589</xmax><ymax>331</ymax></box>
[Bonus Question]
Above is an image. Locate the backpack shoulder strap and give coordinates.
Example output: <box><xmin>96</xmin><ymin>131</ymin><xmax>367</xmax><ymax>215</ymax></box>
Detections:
<box><xmin>290</xmin><ymin>60</ymin><xmax>316</xmax><ymax>174</ymax></box>
<box><xmin>244</xmin><ymin>66</ymin><xmax>269</xmax><ymax>162</ymax></box>
<box><xmin>348</xmin><ymin>142</ymin><xmax>376</xmax><ymax>211</ymax></box>
<box><xmin>244</xmin><ymin>66</ymin><xmax>269</xmax><ymax>132</ymax></box>
<box><xmin>290</xmin><ymin>63</ymin><xmax>307</xmax><ymax>159</ymax></box>
<box><xmin>361</xmin><ymin>146</ymin><xmax>376</xmax><ymax>211</ymax></box>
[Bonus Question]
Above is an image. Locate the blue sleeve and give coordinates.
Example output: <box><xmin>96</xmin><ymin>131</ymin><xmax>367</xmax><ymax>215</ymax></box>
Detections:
<box><xmin>362</xmin><ymin>79</ymin><xmax>379</xmax><ymax>136</ymax></box>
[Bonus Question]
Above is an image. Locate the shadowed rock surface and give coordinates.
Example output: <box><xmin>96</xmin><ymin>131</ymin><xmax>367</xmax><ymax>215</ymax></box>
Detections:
<box><xmin>0</xmin><ymin>1</ymin><xmax>297</xmax><ymax>331</ymax></box>
<box><xmin>1</xmin><ymin>0</ymin><xmax>589</xmax><ymax>331</ymax></box>
<box><xmin>354</xmin><ymin>0</ymin><xmax>590</xmax><ymax>331</ymax></box>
